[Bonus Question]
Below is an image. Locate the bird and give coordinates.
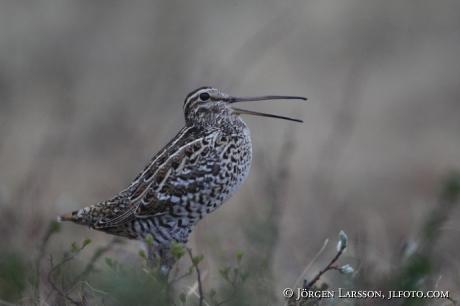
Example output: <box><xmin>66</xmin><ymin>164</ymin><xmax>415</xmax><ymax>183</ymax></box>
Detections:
<box><xmin>58</xmin><ymin>87</ymin><xmax>306</xmax><ymax>271</ymax></box>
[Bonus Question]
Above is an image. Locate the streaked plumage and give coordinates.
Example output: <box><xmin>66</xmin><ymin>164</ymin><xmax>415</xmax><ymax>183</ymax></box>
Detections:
<box><xmin>58</xmin><ymin>87</ymin><xmax>306</xmax><ymax>270</ymax></box>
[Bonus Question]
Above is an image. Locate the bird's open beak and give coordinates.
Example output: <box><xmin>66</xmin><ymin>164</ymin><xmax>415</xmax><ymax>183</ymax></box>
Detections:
<box><xmin>229</xmin><ymin>95</ymin><xmax>307</xmax><ymax>123</ymax></box>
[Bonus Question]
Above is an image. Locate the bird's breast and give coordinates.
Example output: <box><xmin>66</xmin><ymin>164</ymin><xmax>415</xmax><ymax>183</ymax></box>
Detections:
<box><xmin>171</xmin><ymin>127</ymin><xmax>252</xmax><ymax>222</ymax></box>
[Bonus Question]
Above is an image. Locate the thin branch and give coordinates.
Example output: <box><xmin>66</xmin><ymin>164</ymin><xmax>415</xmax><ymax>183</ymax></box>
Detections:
<box><xmin>67</xmin><ymin>281</ymin><xmax>108</xmax><ymax>296</ymax></box>
<box><xmin>305</xmin><ymin>243</ymin><xmax>347</xmax><ymax>290</ymax></box>
<box><xmin>286</xmin><ymin>238</ymin><xmax>329</xmax><ymax>306</ymax></box>
<box><xmin>35</xmin><ymin>222</ymin><xmax>60</xmax><ymax>301</ymax></box>
<box><xmin>170</xmin><ymin>269</ymin><xmax>193</xmax><ymax>284</ymax></box>
<box><xmin>187</xmin><ymin>286</ymin><xmax>211</xmax><ymax>306</ymax></box>
<box><xmin>46</xmin><ymin>255</ymin><xmax>81</xmax><ymax>305</ymax></box>
<box><xmin>12</xmin><ymin>297</ymin><xmax>52</xmax><ymax>306</ymax></box>
<box><xmin>46</xmin><ymin>242</ymin><xmax>91</xmax><ymax>305</ymax></box>
<box><xmin>187</xmin><ymin>248</ymin><xmax>204</xmax><ymax>306</ymax></box>
<box><xmin>68</xmin><ymin>237</ymin><xmax>120</xmax><ymax>289</ymax></box>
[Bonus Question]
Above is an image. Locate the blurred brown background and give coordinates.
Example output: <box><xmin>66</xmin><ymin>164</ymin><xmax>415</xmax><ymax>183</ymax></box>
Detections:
<box><xmin>0</xmin><ymin>1</ymin><xmax>459</xmax><ymax>303</ymax></box>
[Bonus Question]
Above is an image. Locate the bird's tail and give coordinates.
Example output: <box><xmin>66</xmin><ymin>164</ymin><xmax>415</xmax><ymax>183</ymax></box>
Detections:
<box><xmin>57</xmin><ymin>208</ymin><xmax>136</xmax><ymax>239</ymax></box>
<box><xmin>57</xmin><ymin>208</ymin><xmax>92</xmax><ymax>226</ymax></box>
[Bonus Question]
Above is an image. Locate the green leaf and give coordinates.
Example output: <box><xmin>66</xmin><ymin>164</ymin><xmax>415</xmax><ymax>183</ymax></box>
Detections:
<box><xmin>105</xmin><ymin>257</ymin><xmax>118</xmax><ymax>271</ymax></box>
<box><xmin>105</xmin><ymin>257</ymin><xmax>112</xmax><ymax>268</ymax></box>
<box><xmin>236</xmin><ymin>251</ymin><xmax>244</xmax><ymax>264</ymax></box>
<box><xmin>219</xmin><ymin>266</ymin><xmax>231</xmax><ymax>279</ymax></box>
<box><xmin>240</xmin><ymin>270</ymin><xmax>250</xmax><ymax>281</ymax></box>
<box><xmin>210</xmin><ymin>288</ymin><xmax>217</xmax><ymax>298</ymax></box>
<box><xmin>192</xmin><ymin>254</ymin><xmax>204</xmax><ymax>265</ymax></box>
<box><xmin>138</xmin><ymin>250</ymin><xmax>147</xmax><ymax>259</ymax></box>
<box><xmin>179</xmin><ymin>292</ymin><xmax>187</xmax><ymax>304</ymax></box>
<box><xmin>49</xmin><ymin>220</ymin><xmax>62</xmax><ymax>233</ymax></box>
<box><xmin>71</xmin><ymin>242</ymin><xmax>79</xmax><ymax>252</ymax></box>
<box><xmin>83</xmin><ymin>237</ymin><xmax>91</xmax><ymax>247</ymax></box>
<box><xmin>170</xmin><ymin>241</ymin><xmax>186</xmax><ymax>259</ymax></box>
<box><xmin>145</xmin><ymin>234</ymin><xmax>154</xmax><ymax>246</ymax></box>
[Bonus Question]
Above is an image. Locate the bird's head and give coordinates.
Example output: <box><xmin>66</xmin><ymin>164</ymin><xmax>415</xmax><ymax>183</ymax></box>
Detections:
<box><xmin>183</xmin><ymin>87</ymin><xmax>306</xmax><ymax>126</ymax></box>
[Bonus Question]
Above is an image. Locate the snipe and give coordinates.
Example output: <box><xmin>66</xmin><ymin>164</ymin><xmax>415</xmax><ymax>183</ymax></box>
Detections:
<box><xmin>58</xmin><ymin>87</ymin><xmax>306</xmax><ymax>270</ymax></box>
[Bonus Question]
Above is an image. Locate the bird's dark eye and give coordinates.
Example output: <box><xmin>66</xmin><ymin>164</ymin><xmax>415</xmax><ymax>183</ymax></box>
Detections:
<box><xmin>200</xmin><ymin>92</ymin><xmax>210</xmax><ymax>101</ymax></box>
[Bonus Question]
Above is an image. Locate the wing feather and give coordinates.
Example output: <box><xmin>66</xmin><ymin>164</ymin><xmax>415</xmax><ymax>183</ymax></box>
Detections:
<box><xmin>91</xmin><ymin>125</ymin><xmax>223</xmax><ymax>229</ymax></box>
